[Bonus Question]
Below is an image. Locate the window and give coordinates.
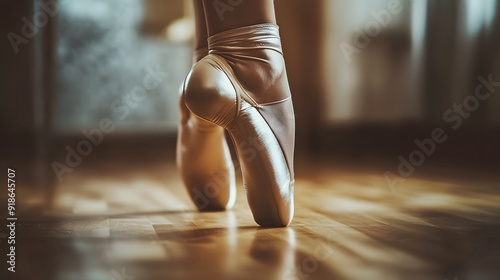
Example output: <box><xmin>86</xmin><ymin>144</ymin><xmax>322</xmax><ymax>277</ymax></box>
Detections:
<box><xmin>54</xmin><ymin>0</ymin><xmax>191</xmax><ymax>133</ymax></box>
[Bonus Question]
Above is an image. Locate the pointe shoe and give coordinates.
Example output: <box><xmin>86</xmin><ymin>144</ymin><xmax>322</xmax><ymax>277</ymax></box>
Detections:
<box><xmin>177</xmin><ymin>47</ymin><xmax>236</xmax><ymax>211</ymax></box>
<box><xmin>184</xmin><ymin>24</ymin><xmax>295</xmax><ymax>227</ymax></box>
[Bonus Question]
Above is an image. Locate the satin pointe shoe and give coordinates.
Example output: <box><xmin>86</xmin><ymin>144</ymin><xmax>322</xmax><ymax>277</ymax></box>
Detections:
<box><xmin>177</xmin><ymin>47</ymin><xmax>236</xmax><ymax>211</ymax></box>
<box><xmin>183</xmin><ymin>24</ymin><xmax>295</xmax><ymax>227</ymax></box>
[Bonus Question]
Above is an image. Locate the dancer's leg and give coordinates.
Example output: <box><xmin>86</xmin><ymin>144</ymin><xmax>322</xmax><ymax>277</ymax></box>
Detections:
<box><xmin>184</xmin><ymin>0</ymin><xmax>295</xmax><ymax>226</ymax></box>
<box><xmin>176</xmin><ymin>0</ymin><xmax>236</xmax><ymax>211</ymax></box>
<box><xmin>202</xmin><ymin>0</ymin><xmax>276</xmax><ymax>35</ymax></box>
<box><xmin>192</xmin><ymin>0</ymin><xmax>208</xmax><ymax>55</ymax></box>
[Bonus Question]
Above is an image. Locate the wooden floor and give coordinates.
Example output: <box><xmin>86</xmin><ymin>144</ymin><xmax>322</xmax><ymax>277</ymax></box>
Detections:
<box><xmin>4</xmin><ymin>152</ymin><xmax>500</xmax><ymax>280</ymax></box>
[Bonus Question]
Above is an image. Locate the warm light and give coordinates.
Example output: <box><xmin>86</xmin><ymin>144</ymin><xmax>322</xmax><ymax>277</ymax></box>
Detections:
<box><xmin>165</xmin><ymin>17</ymin><xmax>195</xmax><ymax>43</ymax></box>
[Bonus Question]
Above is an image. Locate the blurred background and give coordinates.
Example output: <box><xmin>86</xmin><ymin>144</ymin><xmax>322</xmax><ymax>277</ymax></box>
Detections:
<box><xmin>1</xmin><ymin>0</ymin><xmax>500</xmax><ymax>212</ymax></box>
<box><xmin>2</xmin><ymin>1</ymin><xmax>500</xmax><ymax>279</ymax></box>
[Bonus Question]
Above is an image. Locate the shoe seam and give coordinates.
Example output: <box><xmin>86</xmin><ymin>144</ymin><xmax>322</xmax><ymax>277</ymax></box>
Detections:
<box><xmin>256</xmin><ymin>97</ymin><xmax>291</xmax><ymax>107</ymax></box>
<box><xmin>209</xmin><ymin>55</ymin><xmax>259</xmax><ymax>107</ymax></box>
<box><xmin>208</xmin><ymin>55</ymin><xmax>252</xmax><ymax>131</ymax></box>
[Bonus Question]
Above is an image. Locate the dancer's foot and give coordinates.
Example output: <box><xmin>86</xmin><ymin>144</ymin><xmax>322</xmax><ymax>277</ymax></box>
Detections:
<box><xmin>177</xmin><ymin>47</ymin><xmax>236</xmax><ymax>211</ymax></box>
<box><xmin>184</xmin><ymin>24</ymin><xmax>295</xmax><ymax>227</ymax></box>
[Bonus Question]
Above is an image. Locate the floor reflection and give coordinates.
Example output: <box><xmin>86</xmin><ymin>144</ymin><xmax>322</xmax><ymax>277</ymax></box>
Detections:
<box><xmin>8</xmin><ymin>155</ymin><xmax>500</xmax><ymax>280</ymax></box>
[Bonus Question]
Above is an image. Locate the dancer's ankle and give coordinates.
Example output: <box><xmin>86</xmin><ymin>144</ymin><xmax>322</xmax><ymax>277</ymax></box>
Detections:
<box><xmin>193</xmin><ymin>47</ymin><xmax>208</xmax><ymax>63</ymax></box>
<box><xmin>207</xmin><ymin>23</ymin><xmax>288</xmax><ymax>100</ymax></box>
<box><xmin>230</xmin><ymin>49</ymin><xmax>286</xmax><ymax>95</ymax></box>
